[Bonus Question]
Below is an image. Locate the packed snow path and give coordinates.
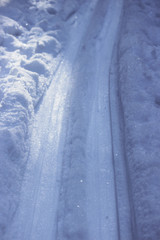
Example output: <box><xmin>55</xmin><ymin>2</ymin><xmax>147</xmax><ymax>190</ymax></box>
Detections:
<box><xmin>4</xmin><ymin>0</ymin><xmax>132</xmax><ymax>240</ymax></box>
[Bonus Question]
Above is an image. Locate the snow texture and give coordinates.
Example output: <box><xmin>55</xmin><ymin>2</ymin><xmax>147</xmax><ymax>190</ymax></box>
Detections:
<box><xmin>119</xmin><ymin>0</ymin><xmax>160</xmax><ymax>239</ymax></box>
<box><xmin>0</xmin><ymin>0</ymin><xmax>160</xmax><ymax>239</ymax></box>
<box><xmin>0</xmin><ymin>0</ymin><xmax>62</xmax><ymax>235</ymax></box>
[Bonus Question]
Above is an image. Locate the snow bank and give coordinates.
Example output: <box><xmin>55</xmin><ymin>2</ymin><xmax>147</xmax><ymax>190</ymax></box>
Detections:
<box><xmin>119</xmin><ymin>0</ymin><xmax>160</xmax><ymax>239</ymax></box>
<box><xmin>0</xmin><ymin>0</ymin><xmax>63</xmax><ymax>236</ymax></box>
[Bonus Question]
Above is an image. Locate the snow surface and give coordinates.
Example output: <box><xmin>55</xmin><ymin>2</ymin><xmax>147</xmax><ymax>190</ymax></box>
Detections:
<box><xmin>0</xmin><ymin>0</ymin><xmax>160</xmax><ymax>239</ymax></box>
<box><xmin>119</xmin><ymin>0</ymin><xmax>160</xmax><ymax>239</ymax></box>
<box><xmin>0</xmin><ymin>0</ymin><xmax>62</xmax><ymax>236</ymax></box>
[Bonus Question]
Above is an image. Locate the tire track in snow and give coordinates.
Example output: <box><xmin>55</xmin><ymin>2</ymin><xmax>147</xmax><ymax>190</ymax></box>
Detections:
<box><xmin>86</xmin><ymin>1</ymin><xmax>124</xmax><ymax>239</ymax></box>
<box><xmin>109</xmin><ymin>44</ymin><xmax>133</xmax><ymax>240</ymax></box>
<box><xmin>56</xmin><ymin>0</ymin><xmax>125</xmax><ymax>240</ymax></box>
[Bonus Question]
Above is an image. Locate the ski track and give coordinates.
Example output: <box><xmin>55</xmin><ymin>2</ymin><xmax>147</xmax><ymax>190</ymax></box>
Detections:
<box><xmin>4</xmin><ymin>0</ymin><xmax>131</xmax><ymax>240</ymax></box>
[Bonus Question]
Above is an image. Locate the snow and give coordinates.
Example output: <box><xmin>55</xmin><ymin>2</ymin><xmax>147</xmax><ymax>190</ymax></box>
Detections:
<box><xmin>119</xmin><ymin>0</ymin><xmax>160</xmax><ymax>239</ymax></box>
<box><xmin>0</xmin><ymin>0</ymin><xmax>62</xmax><ymax>236</ymax></box>
<box><xmin>0</xmin><ymin>0</ymin><xmax>160</xmax><ymax>239</ymax></box>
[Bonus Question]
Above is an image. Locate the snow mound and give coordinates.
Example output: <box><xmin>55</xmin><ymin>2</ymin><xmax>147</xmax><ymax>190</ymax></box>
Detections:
<box><xmin>36</xmin><ymin>35</ymin><xmax>61</xmax><ymax>56</ymax></box>
<box><xmin>0</xmin><ymin>16</ymin><xmax>23</xmax><ymax>36</ymax></box>
<box><xmin>0</xmin><ymin>0</ymin><xmax>63</xmax><ymax>236</ymax></box>
<box><xmin>21</xmin><ymin>59</ymin><xmax>48</xmax><ymax>75</ymax></box>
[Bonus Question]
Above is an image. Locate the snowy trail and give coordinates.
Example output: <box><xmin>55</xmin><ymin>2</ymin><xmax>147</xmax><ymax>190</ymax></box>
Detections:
<box><xmin>4</xmin><ymin>1</ymin><xmax>129</xmax><ymax>240</ymax></box>
<box><xmin>56</xmin><ymin>0</ymin><xmax>126</xmax><ymax>239</ymax></box>
<box><xmin>86</xmin><ymin>1</ymin><xmax>124</xmax><ymax>239</ymax></box>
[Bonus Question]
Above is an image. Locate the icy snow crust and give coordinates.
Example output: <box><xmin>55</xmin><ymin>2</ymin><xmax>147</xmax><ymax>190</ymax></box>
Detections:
<box><xmin>119</xmin><ymin>0</ymin><xmax>160</xmax><ymax>239</ymax></box>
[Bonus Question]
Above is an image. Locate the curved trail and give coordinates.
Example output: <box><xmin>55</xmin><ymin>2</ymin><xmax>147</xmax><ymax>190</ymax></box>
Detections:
<box><xmin>4</xmin><ymin>0</ymin><xmax>131</xmax><ymax>240</ymax></box>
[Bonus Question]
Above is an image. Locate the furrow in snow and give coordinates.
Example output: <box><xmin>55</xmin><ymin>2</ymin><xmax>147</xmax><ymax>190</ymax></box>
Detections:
<box><xmin>109</xmin><ymin>44</ymin><xmax>133</xmax><ymax>240</ymax></box>
<box><xmin>56</xmin><ymin>0</ymin><xmax>126</xmax><ymax>240</ymax></box>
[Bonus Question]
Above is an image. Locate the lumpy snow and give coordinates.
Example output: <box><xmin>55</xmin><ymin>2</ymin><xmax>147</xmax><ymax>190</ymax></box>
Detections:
<box><xmin>0</xmin><ymin>0</ymin><xmax>160</xmax><ymax>239</ymax></box>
